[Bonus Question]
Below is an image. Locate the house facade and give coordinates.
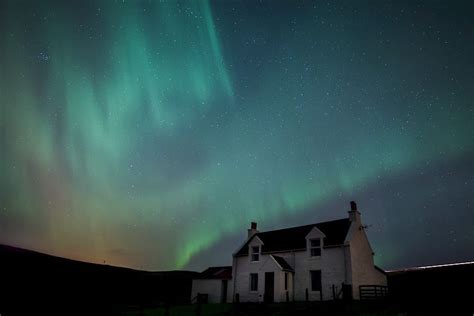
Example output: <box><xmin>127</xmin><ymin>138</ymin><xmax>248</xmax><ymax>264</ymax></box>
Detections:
<box><xmin>231</xmin><ymin>201</ymin><xmax>387</xmax><ymax>302</ymax></box>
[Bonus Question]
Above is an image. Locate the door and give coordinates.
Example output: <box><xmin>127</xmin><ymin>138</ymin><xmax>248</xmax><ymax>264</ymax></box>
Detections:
<box><xmin>221</xmin><ymin>280</ymin><xmax>228</xmax><ymax>303</ymax></box>
<box><xmin>264</xmin><ymin>272</ymin><xmax>274</xmax><ymax>303</ymax></box>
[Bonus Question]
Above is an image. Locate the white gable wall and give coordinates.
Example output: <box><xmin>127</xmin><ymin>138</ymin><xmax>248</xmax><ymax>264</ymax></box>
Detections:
<box><xmin>348</xmin><ymin>221</ymin><xmax>387</xmax><ymax>299</ymax></box>
<box><xmin>232</xmin><ymin>236</ymin><xmax>298</xmax><ymax>303</ymax></box>
<box><xmin>232</xmin><ymin>237</ymin><xmax>266</xmax><ymax>302</ymax></box>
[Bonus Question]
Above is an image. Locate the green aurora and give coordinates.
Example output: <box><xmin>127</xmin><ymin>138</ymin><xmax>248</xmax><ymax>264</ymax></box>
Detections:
<box><xmin>1</xmin><ymin>0</ymin><xmax>473</xmax><ymax>270</ymax></box>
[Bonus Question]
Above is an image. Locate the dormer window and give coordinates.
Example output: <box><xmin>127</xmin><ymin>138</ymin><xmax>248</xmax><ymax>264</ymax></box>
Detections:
<box><xmin>251</xmin><ymin>246</ymin><xmax>260</xmax><ymax>261</ymax></box>
<box><xmin>310</xmin><ymin>238</ymin><xmax>321</xmax><ymax>257</ymax></box>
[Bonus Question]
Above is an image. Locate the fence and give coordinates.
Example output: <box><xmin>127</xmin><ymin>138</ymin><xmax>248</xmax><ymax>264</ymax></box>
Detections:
<box><xmin>359</xmin><ymin>285</ymin><xmax>388</xmax><ymax>300</ymax></box>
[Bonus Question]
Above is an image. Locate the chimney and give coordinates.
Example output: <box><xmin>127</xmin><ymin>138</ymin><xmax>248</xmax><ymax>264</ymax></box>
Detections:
<box><xmin>348</xmin><ymin>200</ymin><xmax>361</xmax><ymax>223</ymax></box>
<box><xmin>248</xmin><ymin>222</ymin><xmax>258</xmax><ymax>238</ymax></box>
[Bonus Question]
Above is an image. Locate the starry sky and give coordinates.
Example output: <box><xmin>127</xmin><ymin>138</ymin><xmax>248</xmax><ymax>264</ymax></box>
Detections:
<box><xmin>0</xmin><ymin>0</ymin><xmax>473</xmax><ymax>271</ymax></box>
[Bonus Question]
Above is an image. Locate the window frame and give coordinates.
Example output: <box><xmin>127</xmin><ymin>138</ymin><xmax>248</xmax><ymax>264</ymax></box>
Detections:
<box><xmin>250</xmin><ymin>245</ymin><xmax>260</xmax><ymax>262</ymax></box>
<box><xmin>250</xmin><ymin>273</ymin><xmax>258</xmax><ymax>292</ymax></box>
<box><xmin>310</xmin><ymin>238</ymin><xmax>321</xmax><ymax>257</ymax></box>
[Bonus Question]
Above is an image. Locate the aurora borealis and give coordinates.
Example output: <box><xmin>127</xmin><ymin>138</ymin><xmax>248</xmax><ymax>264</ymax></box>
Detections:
<box><xmin>0</xmin><ymin>0</ymin><xmax>473</xmax><ymax>271</ymax></box>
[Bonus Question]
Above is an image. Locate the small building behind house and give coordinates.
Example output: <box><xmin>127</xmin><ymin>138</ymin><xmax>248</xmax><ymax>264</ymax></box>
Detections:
<box><xmin>190</xmin><ymin>266</ymin><xmax>233</xmax><ymax>304</ymax></box>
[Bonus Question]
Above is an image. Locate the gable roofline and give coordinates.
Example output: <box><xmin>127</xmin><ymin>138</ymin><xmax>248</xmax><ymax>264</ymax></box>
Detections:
<box><xmin>305</xmin><ymin>225</ymin><xmax>327</xmax><ymax>239</ymax></box>
<box><xmin>270</xmin><ymin>255</ymin><xmax>294</xmax><ymax>272</ymax></box>
<box><xmin>270</xmin><ymin>255</ymin><xmax>284</xmax><ymax>270</ymax></box>
<box><xmin>344</xmin><ymin>220</ymin><xmax>374</xmax><ymax>255</ymax></box>
<box><xmin>232</xmin><ymin>234</ymin><xmax>264</xmax><ymax>257</ymax></box>
<box><xmin>246</xmin><ymin>218</ymin><xmax>347</xmax><ymax>235</ymax></box>
<box><xmin>234</xmin><ymin>217</ymin><xmax>351</xmax><ymax>257</ymax></box>
<box><xmin>195</xmin><ymin>266</ymin><xmax>232</xmax><ymax>280</ymax></box>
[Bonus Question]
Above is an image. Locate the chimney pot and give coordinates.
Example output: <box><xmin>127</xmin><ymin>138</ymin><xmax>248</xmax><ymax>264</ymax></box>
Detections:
<box><xmin>248</xmin><ymin>222</ymin><xmax>259</xmax><ymax>238</ymax></box>
<box><xmin>348</xmin><ymin>201</ymin><xmax>361</xmax><ymax>223</ymax></box>
<box><xmin>350</xmin><ymin>201</ymin><xmax>357</xmax><ymax>211</ymax></box>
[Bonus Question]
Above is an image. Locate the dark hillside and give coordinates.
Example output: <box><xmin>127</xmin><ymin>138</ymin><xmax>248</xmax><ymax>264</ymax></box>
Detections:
<box><xmin>0</xmin><ymin>244</ymin><xmax>198</xmax><ymax>315</ymax></box>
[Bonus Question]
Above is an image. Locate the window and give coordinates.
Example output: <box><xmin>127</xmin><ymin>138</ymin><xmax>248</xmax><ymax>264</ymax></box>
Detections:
<box><xmin>251</xmin><ymin>246</ymin><xmax>260</xmax><ymax>261</ymax></box>
<box><xmin>284</xmin><ymin>272</ymin><xmax>288</xmax><ymax>290</ymax></box>
<box><xmin>310</xmin><ymin>270</ymin><xmax>322</xmax><ymax>291</ymax></box>
<box><xmin>250</xmin><ymin>273</ymin><xmax>258</xmax><ymax>291</ymax></box>
<box><xmin>310</xmin><ymin>238</ymin><xmax>321</xmax><ymax>257</ymax></box>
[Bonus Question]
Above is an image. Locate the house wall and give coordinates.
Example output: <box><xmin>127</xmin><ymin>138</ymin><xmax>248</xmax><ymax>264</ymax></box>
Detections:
<box><xmin>191</xmin><ymin>279</ymin><xmax>227</xmax><ymax>304</ymax></box>
<box><xmin>233</xmin><ymin>237</ymin><xmax>273</xmax><ymax>302</ymax></box>
<box><xmin>233</xmin><ymin>247</ymin><xmax>348</xmax><ymax>302</ymax></box>
<box><xmin>233</xmin><ymin>254</ymin><xmax>294</xmax><ymax>303</ymax></box>
<box><xmin>232</xmin><ymin>212</ymin><xmax>386</xmax><ymax>303</ymax></box>
<box><xmin>292</xmin><ymin>246</ymin><xmax>348</xmax><ymax>301</ymax></box>
<box><xmin>226</xmin><ymin>279</ymin><xmax>233</xmax><ymax>303</ymax></box>
<box><xmin>233</xmin><ymin>228</ymin><xmax>349</xmax><ymax>302</ymax></box>
<box><xmin>291</xmin><ymin>227</ymin><xmax>348</xmax><ymax>301</ymax></box>
<box><xmin>348</xmin><ymin>222</ymin><xmax>387</xmax><ymax>299</ymax></box>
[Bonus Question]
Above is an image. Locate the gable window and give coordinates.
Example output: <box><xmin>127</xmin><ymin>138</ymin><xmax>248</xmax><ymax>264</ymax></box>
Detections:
<box><xmin>250</xmin><ymin>273</ymin><xmax>258</xmax><ymax>291</ymax></box>
<box><xmin>251</xmin><ymin>246</ymin><xmax>260</xmax><ymax>261</ymax></box>
<box><xmin>310</xmin><ymin>238</ymin><xmax>321</xmax><ymax>257</ymax></box>
<box><xmin>310</xmin><ymin>270</ymin><xmax>322</xmax><ymax>291</ymax></box>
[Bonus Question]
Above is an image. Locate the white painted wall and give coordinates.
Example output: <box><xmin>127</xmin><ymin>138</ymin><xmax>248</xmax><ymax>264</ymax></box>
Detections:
<box><xmin>347</xmin><ymin>222</ymin><xmax>387</xmax><ymax>299</ymax></box>
<box><xmin>233</xmin><ymin>237</ymin><xmax>268</xmax><ymax>302</ymax></box>
<box><xmin>232</xmin><ymin>212</ymin><xmax>386</xmax><ymax>302</ymax></box>
<box><xmin>191</xmin><ymin>279</ymin><xmax>232</xmax><ymax>303</ymax></box>
<box><xmin>233</xmin><ymin>246</ymin><xmax>349</xmax><ymax>302</ymax></box>
<box><xmin>292</xmin><ymin>246</ymin><xmax>348</xmax><ymax>301</ymax></box>
<box><xmin>232</xmin><ymin>227</ymin><xmax>349</xmax><ymax>302</ymax></box>
<box><xmin>191</xmin><ymin>279</ymin><xmax>222</xmax><ymax>303</ymax></box>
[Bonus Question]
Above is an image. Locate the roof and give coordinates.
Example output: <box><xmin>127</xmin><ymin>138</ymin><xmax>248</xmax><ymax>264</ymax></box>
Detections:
<box><xmin>196</xmin><ymin>266</ymin><xmax>232</xmax><ymax>280</ymax></box>
<box><xmin>386</xmin><ymin>261</ymin><xmax>474</xmax><ymax>275</ymax></box>
<box><xmin>271</xmin><ymin>255</ymin><xmax>294</xmax><ymax>272</ymax></box>
<box><xmin>374</xmin><ymin>265</ymin><xmax>386</xmax><ymax>275</ymax></box>
<box><xmin>235</xmin><ymin>218</ymin><xmax>351</xmax><ymax>257</ymax></box>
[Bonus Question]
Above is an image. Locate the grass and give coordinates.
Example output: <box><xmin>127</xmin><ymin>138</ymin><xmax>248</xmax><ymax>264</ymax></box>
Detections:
<box><xmin>120</xmin><ymin>301</ymin><xmax>409</xmax><ymax>316</ymax></box>
<box><xmin>122</xmin><ymin>303</ymin><xmax>232</xmax><ymax>316</ymax></box>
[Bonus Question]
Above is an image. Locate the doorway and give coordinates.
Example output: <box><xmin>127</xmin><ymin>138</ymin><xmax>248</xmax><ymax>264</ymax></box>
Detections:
<box><xmin>264</xmin><ymin>272</ymin><xmax>274</xmax><ymax>303</ymax></box>
<box><xmin>221</xmin><ymin>280</ymin><xmax>228</xmax><ymax>303</ymax></box>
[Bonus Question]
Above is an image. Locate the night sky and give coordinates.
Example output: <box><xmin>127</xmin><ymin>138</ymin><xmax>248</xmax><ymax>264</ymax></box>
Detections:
<box><xmin>0</xmin><ymin>0</ymin><xmax>473</xmax><ymax>271</ymax></box>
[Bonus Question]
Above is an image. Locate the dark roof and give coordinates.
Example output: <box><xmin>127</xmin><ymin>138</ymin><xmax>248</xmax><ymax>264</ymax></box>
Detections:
<box><xmin>386</xmin><ymin>261</ymin><xmax>474</xmax><ymax>275</ymax></box>
<box><xmin>197</xmin><ymin>266</ymin><xmax>232</xmax><ymax>280</ymax></box>
<box><xmin>374</xmin><ymin>265</ymin><xmax>386</xmax><ymax>275</ymax></box>
<box><xmin>272</xmin><ymin>255</ymin><xmax>294</xmax><ymax>272</ymax></box>
<box><xmin>235</xmin><ymin>218</ymin><xmax>351</xmax><ymax>257</ymax></box>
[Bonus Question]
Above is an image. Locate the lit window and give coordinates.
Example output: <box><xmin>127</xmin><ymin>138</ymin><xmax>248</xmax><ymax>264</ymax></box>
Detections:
<box><xmin>311</xmin><ymin>270</ymin><xmax>322</xmax><ymax>291</ymax></box>
<box><xmin>250</xmin><ymin>273</ymin><xmax>258</xmax><ymax>291</ymax></box>
<box><xmin>310</xmin><ymin>238</ymin><xmax>321</xmax><ymax>257</ymax></box>
<box><xmin>251</xmin><ymin>246</ymin><xmax>260</xmax><ymax>261</ymax></box>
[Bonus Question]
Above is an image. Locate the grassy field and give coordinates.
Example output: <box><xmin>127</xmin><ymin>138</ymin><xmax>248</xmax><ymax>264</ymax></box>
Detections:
<box><xmin>123</xmin><ymin>303</ymin><xmax>232</xmax><ymax>316</ymax></box>
<box><xmin>121</xmin><ymin>301</ymin><xmax>411</xmax><ymax>316</ymax></box>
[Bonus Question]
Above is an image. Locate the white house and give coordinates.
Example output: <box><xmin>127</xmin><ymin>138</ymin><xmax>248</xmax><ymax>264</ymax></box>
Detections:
<box><xmin>231</xmin><ymin>201</ymin><xmax>387</xmax><ymax>302</ymax></box>
<box><xmin>191</xmin><ymin>266</ymin><xmax>233</xmax><ymax>303</ymax></box>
